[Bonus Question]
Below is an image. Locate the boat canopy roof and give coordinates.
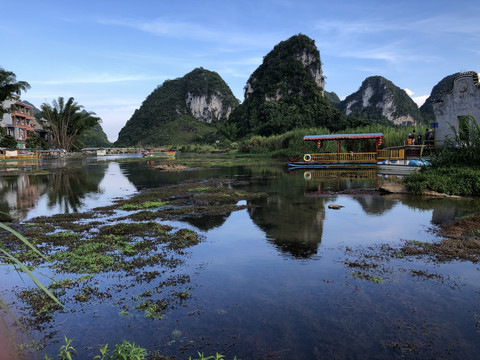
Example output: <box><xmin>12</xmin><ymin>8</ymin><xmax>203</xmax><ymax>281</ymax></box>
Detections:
<box><xmin>303</xmin><ymin>133</ymin><xmax>384</xmax><ymax>141</ymax></box>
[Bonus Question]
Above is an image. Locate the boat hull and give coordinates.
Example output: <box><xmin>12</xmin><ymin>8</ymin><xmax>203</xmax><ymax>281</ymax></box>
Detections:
<box><xmin>377</xmin><ymin>159</ymin><xmax>430</xmax><ymax>175</ymax></box>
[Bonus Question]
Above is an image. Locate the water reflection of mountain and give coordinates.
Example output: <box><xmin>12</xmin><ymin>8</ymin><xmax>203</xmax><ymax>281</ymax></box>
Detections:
<box><xmin>352</xmin><ymin>196</ymin><xmax>396</xmax><ymax>215</ymax></box>
<box><xmin>242</xmin><ymin>167</ymin><xmax>327</xmax><ymax>259</ymax></box>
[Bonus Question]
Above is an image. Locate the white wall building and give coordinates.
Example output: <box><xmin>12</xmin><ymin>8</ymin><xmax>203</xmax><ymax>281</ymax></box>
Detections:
<box><xmin>432</xmin><ymin>72</ymin><xmax>480</xmax><ymax>147</ymax></box>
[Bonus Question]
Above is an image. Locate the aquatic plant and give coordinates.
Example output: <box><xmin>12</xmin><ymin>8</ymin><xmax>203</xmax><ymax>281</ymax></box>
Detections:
<box><xmin>351</xmin><ymin>271</ymin><xmax>383</xmax><ymax>283</ymax></box>
<box><xmin>44</xmin><ymin>338</ymin><xmax>148</xmax><ymax>360</ymax></box>
<box><xmin>188</xmin><ymin>352</ymin><xmax>238</xmax><ymax>360</ymax></box>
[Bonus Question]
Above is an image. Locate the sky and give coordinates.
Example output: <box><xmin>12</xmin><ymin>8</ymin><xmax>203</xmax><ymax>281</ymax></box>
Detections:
<box><xmin>1</xmin><ymin>0</ymin><xmax>479</xmax><ymax>142</ymax></box>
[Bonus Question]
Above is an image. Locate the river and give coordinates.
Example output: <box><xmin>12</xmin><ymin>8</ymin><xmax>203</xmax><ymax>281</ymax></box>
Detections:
<box><xmin>1</xmin><ymin>155</ymin><xmax>479</xmax><ymax>359</ymax></box>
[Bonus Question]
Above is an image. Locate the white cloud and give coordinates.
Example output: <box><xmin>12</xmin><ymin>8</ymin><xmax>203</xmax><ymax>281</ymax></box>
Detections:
<box><xmin>412</xmin><ymin>95</ymin><xmax>429</xmax><ymax>107</ymax></box>
<box><xmin>34</xmin><ymin>73</ymin><xmax>166</xmax><ymax>86</ymax></box>
<box><xmin>404</xmin><ymin>88</ymin><xmax>414</xmax><ymax>96</ymax></box>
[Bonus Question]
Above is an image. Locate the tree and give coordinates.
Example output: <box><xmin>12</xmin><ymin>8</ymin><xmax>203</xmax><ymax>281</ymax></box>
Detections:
<box><xmin>0</xmin><ymin>135</ymin><xmax>18</xmax><ymax>149</ymax></box>
<box><xmin>25</xmin><ymin>131</ymin><xmax>49</xmax><ymax>150</ymax></box>
<box><xmin>40</xmin><ymin>97</ymin><xmax>101</xmax><ymax>151</ymax></box>
<box><xmin>0</xmin><ymin>67</ymin><xmax>30</xmax><ymax>114</ymax></box>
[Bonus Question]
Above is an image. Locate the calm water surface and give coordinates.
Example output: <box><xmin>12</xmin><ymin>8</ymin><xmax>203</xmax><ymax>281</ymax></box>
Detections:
<box><xmin>1</xmin><ymin>156</ymin><xmax>480</xmax><ymax>359</ymax></box>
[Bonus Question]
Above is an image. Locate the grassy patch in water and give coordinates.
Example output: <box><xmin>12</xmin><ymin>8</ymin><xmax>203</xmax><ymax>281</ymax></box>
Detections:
<box><xmin>135</xmin><ymin>299</ymin><xmax>168</xmax><ymax>320</ymax></box>
<box><xmin>351</xmin><ymin>271</ymin><xmax>383</xmax><ymax>283</ymax></box>
<box><xmin>2</xmin><ymin>176</ymin><xmax>268</xmax><ymax>338</ymax></box>
<box><xmin>119</xmin><ymin>201</ymin><xmax>167</xmax><ymax>211</ymax></box>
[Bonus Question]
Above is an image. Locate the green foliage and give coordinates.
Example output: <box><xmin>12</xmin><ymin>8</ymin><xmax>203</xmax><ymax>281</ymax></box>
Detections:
<box><xmin>227</xmin><ymin>34</ymin><xmax>353</xmax><ymax>139</ymax></box>
<box><xmin>236</xmin><ymin>124</ymin><xmax>406</xmax><ymax>157</ymax></box>
<box><xmin>115</xmin><ymin>68</ymin><xmax>238</xmax><ymax>147</ymax></box>
<box><xmin>0</xmin><ymin>67</ymin><xmax>30</xmax><ymax>114</ymax></box>
<box><xmin>441</xmin><ymin>115</ymin><xmax>480</xmax><ymax>165</ymax></box>
<box><xmin>119</xmin><ymin>201</ymin><xmax>167</xmax><ymax>211</ymax></box>
<box><xmin>324</xmin><ymin>91</ymin><xmax>341</xmax><ymax>106</ymax></box>
<box><xmin>26</xmin><ymin>131</ymin><xmax>50</xmax><ymax>150</ymax></box>
<box><xmin>78</xmin><ymin>123</ymin><xmax>112</xmax><ymax>148</ymax></box>
<box><xmin>404</xmin><ymin>166</ymin><xmax>480</xmax><ymax>196</ymax></box>
<box><xmin>45</xmin><ymin>338</ymin><xmax>148</xmax><ymax>360</ymax></box>
<box><xmin>0</xmin><ymin>134</ymin><xmax>18</xmax><ymax>148</ymax></box>
<box><xmin>41</xmin><ymin>97</ymin><xmax>101</xmax><ymax>151</ymax></box>
<box><xmin>109</xmin><ymin>340</ymin><xmax>148</xmax><ymax>360</ymax></box>
<box><xmin>188</xmin><ymin>353</ymin><xmax>237</xmax><ymax>360</ymax></box>
<box><xmin>405</xmin><ymin>116</ymin><xmax>480</xmax><ymax>196</ymax></box>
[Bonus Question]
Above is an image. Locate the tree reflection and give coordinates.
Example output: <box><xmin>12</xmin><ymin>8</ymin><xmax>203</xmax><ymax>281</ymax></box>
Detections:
<box><xmin>45</xmin><ymin>165</ymin><xmax>107</xmax><ymax>213</ymax></box>
<box><xmin>243</xmin><ymin>167</ymin><xmax>327</xmax><ymax>259</ymax></box>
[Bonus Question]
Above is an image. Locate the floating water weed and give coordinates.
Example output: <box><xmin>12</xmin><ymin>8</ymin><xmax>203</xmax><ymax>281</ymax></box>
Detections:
<box><xmin>119</xmin><ymin>201</ymin><xmax>167</xmax><ymax>211</ymax></box>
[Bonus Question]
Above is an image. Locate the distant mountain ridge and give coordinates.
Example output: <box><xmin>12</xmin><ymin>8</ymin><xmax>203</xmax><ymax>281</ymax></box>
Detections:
<box><xmin>337</xmin><ymin>76</ymin><xmax>423</xmax><ymax>126</ymax></box>
<box><xmin>115</xmin><ymin>68</ymin><xmax>239</xmax><ymax>146</ymax></box>
<box><xmin>111</xmin><ymin>32</ymin><xmax>475</xmax><ymax>145</ymax></box>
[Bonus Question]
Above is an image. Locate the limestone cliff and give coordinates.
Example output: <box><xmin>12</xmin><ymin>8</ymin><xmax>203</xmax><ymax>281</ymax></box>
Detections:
<box><xmin>115</xmin><ymin>68</ymin><xmax>239</xmax><ymax>146</ymax></box>
<box><xmin>338</xmin><ymin>76</ymin><xmax>423</xmax><ymax>126</ymax></box>
<box><xmin>228</xmin><ymin>34</ymin><xmax>348</xmax><ymax>139</ymax></box>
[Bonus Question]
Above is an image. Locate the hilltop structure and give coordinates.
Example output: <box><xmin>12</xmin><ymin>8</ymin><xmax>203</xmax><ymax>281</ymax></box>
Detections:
<box><xmin>432</xmin><ymin>71</ymin><xmax>480</xmax><ymax>146</ymax></box>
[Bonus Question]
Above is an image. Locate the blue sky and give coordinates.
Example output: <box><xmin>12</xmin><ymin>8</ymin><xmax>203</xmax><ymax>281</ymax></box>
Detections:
<box><xmin>1</xmin><ymin>0</ymin><xmax>479</xmax><ymax>142</ymax></box>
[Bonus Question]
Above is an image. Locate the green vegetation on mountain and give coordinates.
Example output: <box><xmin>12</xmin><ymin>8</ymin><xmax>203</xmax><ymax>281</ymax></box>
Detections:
<box><xmin>338</xmin><ymin>76</ymin><xmax>423</xmax><ymax>126</ymax></box>
<box><xmin>324</xmin><ymin>91</ymin><xmax>341</xmax><ymax>106</ymax></box>
<box><xmin>115</xmin><ymin>68</ymin><xmax>239</xmax><ymax>147</ymax></box>
<box><xmin>78</xmin><ymin>123</ymin><xmax>112</xmax><ymax>148</ymax></box>
<box><xmin>225</xmin><ymin>34</ymin><xmax>351</xmax><ymax>139</ymax></box>
<box><xmin>419</xmin><ymin>72</ymin><xmax>460</xmax><ymax>125</ymax></box>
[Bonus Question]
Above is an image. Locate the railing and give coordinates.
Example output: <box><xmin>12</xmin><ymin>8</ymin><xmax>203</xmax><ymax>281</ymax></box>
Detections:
<box><xmin>0</xmin><ymin>154</ymin><xmax>39</xmax><ymax>160</ymax></box>
<box><xmin>306</xmin><ymin>168</ymin><xmax>378</xmax><ymax>180</ymax></box>
<box><xmin>377</xmin><ymin>148</ymin><xmax>405</xmax><ymax>160</ymax></box>
<box><xmin>307</xmin><ymin>152</ymin><xmax>378</xmax><ymax>163</ymax></box>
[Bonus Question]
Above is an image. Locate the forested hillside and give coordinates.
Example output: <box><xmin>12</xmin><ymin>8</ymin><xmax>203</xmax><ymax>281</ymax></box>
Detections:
<box><xmin>115</xmin><ymin>68</ymin><xmax>238</xmax><ymax>147</ymax></box>
<box><xmin>338</xmin><ymin>76</ymin><xmax>423</xmax><ymax>126</ymax></box>
<box><xmin>224</xmin><ymin>34</ymin><xmax>354</xmax><ymax>139</ymax></box>
<box><xmin>78</xmin><ymin>123</ymin><xmax>112</xmax><ymax>148</ymax></box>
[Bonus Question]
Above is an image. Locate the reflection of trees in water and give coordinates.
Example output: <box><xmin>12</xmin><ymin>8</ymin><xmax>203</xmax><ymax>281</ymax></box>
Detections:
<box><xmin>382</xmin><ymin>194</ymin><xmax>480</xmax><ymax>225</ymax></box>
<box><xmin>249</xmin><ymin>195</ymin><xmax>326</xmax><ymax>258</ymax></box>
<box><xmin>46</xmin><ymin>165</ymin><xmax>107</xmax><ymax>213</ymax></box>
<box><xmin>244</xmin><ymin>168</ymin><xmax>327</xmax><ymax>259</ymax></box>
<box><xmin>353</xmin><ymin>195</ymin><xmax>397</xmax><ymax>215</ymax></box>
<box><xmin>181</xmin><ymin>215</ymin><xmax>229</xmax><ymax>232</ymax></box>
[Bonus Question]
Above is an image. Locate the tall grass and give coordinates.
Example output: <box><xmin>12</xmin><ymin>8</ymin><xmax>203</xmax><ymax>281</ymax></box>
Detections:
<box><xmin>238</xmin><ymin>125</ymin><xmax>408</xmax><ymax>157</ymax></box>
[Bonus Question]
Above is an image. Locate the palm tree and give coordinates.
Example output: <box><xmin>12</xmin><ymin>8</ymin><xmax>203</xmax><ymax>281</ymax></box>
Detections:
<box><xmin>41</xmin><ymin>97</ymin><xmax>101</xmax><ymax>151</ymax></box>
<box><xmin>0</xmin><ymin>67</ymin><xmax>30</xmax><ymax>114</ymax></box>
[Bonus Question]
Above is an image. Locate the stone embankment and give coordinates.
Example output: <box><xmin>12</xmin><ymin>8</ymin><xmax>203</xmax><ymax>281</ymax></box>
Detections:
<box><xmin>379</xmin><ymin>181</ymin><xmax>461</xmax><ymax>198</ymax></box>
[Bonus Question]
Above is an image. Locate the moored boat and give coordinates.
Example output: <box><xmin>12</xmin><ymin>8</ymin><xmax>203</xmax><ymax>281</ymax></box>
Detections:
<box><xmin>0</xmin><ymin>149</ymin><xmax>39</xmax><ymax>161</ymax></box>
<box><xmin>377</xmin><ymin>158</ymin><xmax>431</xmax><ymax>175</ymax></box>
<box><xmin>142</xmin><ymin>147</ymin><xmax>176</xmax><ymax>159</ymax></box>
<box><xmin>288</xmin><ymin>133</ymin><xmax>384</xmax><ymax>169</ymax></box>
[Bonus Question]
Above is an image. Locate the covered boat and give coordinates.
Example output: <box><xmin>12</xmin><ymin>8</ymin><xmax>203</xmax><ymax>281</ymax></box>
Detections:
<box><xmin>288</xmin><ymin>133</ymin><xmax>385</xmax><ymax>169</ymax></box>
